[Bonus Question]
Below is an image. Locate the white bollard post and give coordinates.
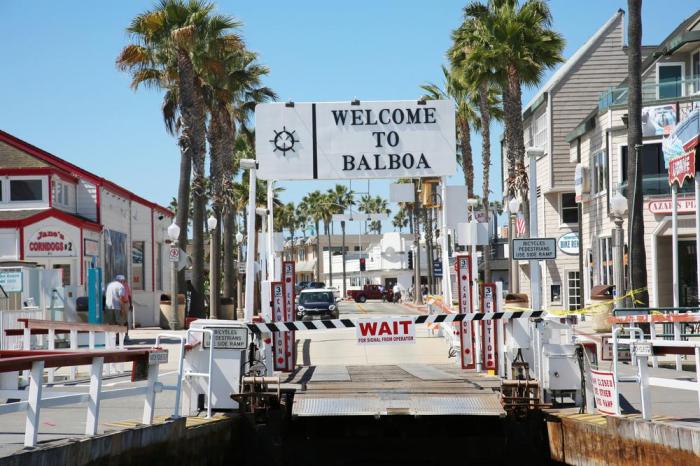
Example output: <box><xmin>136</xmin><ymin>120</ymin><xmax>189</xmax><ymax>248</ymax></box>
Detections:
<box><xmin>638</xmin><ymin>355</ymin><xmax>652</xmax><ymax>420</ymax></box>
<box><xmin>70</xmin><ymin>329</ymin><xmax>78</xmax><ymax>381</ymax></box>
<box><xmin>85</xmin><ymin>356</ymin><xmax>104</xmax><ymax>436</ymax></box>
<box><xmin>142</xmin><ymin>362</ymin><xmax>159</xmax><ymax>425</ymax></box>
<box><xmin>48</xmin><ymin>328</ymin><xmax>55</xmax><ymax>384</ymax></box>
<box><xmin>24</xmin><ymin>360</ymin><xmax>44</xmax><ymax>447</ymax></box>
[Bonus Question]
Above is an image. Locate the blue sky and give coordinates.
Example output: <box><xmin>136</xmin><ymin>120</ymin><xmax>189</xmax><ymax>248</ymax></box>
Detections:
<box><xmin>1</xmin><ymin>1</ymin><xmax>697</xmax><ymax>233</ymax></box>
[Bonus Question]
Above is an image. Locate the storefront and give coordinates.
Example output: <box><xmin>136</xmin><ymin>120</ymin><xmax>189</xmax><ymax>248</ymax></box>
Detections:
<box><xmin>0</xmin><ymin>129</ymin><xmax>173</xmax><ymax>326</ymax></box>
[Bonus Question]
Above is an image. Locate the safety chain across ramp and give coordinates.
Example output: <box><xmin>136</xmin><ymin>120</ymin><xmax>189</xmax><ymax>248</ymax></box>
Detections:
<box><xmin>248</xmin><ymin>310</ymin><xmax>545</xmax><ymax>333</ymax></box>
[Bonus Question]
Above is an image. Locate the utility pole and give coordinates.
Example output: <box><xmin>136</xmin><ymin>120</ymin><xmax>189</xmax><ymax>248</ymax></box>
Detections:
<box><xmin>413</xmin><ymin>179</ymin><xmax>423</xmax><ymax>305</ymax></box>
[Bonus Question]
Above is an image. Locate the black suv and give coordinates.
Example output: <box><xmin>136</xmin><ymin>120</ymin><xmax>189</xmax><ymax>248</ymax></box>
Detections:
<box><xmin>296</xmin><ymin>289</ymin><xmax>339</xmax><ymax>320</ymax></box>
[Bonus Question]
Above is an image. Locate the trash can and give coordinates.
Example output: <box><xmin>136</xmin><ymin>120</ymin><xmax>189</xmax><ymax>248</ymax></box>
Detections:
<box><xmin>590</xmin><ymin>285</ymin><xmax>615</xmax><ymax>332</ymax></box>
<box><xmin>159</xmin><ymin>293</ymin><xmax>186</xmax><ymax>330</ymax></box>
<box><xmin>505</xmin><ymin>293</ymin><xmax>529</xmax><ymax>310</ymax></box>
<box><xmin>220</xmin><ymin>297</ymin><xmax>235</xmax><ymax>320</ymax></box>
<box><xmin>75</xmin><ymin>297</ymin><xmax>90</xmax><ymax>323</ymax></box>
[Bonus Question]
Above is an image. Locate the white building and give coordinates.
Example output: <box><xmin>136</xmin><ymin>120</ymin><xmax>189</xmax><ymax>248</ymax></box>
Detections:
<box><xmin>0</xmin><ymin>129</ymin><xmax>174</xmax><ymax>326</ymax></box>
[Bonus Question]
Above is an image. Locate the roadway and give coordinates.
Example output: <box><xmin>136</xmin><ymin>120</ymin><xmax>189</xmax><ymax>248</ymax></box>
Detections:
<box><xmin>293</xmin><ymin>300</ymin><xmax>453</xmax><ymax>367</ymax></box>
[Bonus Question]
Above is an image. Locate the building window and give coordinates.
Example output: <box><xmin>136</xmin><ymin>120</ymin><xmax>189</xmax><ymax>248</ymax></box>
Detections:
<box><xmin>620</xmin><ymin>143</ymin><xmax>682</xmax><ymax>196</ymax></box>
<box><xmin>131</xmin><ymin>241</ymin><xmax>145</xmax><ymax>291</ymax></box>
<box><xmin>10</xmin><ymin>179</ymin><xmax>43</xmax><ymax>201</ymax></box>
<box><xmin>657</xmin><ymin>63</ymin><xmax>684</xmax><ymax>99</ymax></box>
<box><xmin>598</xmin><ymin>237</ymin><xmax>613</xmax><ymax>285</ymax></box>
<box><xmin>533</xmin><ymin>111</ymin><xmax>548</xmax><ymax>149</ymax></box>
<box><xmin>591</xmin><ymin>151</ymin><xmax>607</xmax><ymax>196</ymax></box>
<box><xmin>550</xmin><ymin>283</ymin><xmax>562</xmax><ymax>304</ymax></box>
<box><xmin>561</xmin><ymin>193</ymin><xmax>578</xmax><ymax>224</ymax></box>
<box><xmin>52</xmin><ymin>264</ymin><xmax>71</xmax><ymax>287</ymax></box>
<box><xmin>156</xmin><ymin>242</ymin><xmax>163</xmax><ymax>290</ymax></box>
<box><xmin>567</xmin><ymin>271</ymin><xmax>582</xmax><ymax>310</ymax></box>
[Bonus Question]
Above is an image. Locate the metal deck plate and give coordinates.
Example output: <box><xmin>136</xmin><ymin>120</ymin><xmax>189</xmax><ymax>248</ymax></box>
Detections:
<box><xmin>292</xmin><ymin>393</ymin><xmax>505</xmax><ymax>417</ymax></box>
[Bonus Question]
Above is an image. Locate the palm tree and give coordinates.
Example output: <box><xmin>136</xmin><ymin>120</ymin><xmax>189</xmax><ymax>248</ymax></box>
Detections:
<box><xmin>300</xmin><ymin>190</ymin><xmax>325</xmax><ymax>281</ymax></box>
<box><xmin>454</xmin><ymin>0</ymin><xmax>564</xmax><ymax>232</ymax></box>
<box><xmin>317</xmin><ymin>194</ymin><xmax>337</xmax><ymax>287</ymax></box>
<box><xmin>369</xmin><ymin>196</ymin><xmax>390</xmax><ymax>234</ymax></box>
<box><xmin>627</xmin><ymin>0</ymin><xmax>648</xmax><ymax>306</ymax></box>
<box><xmin>421</xmin><ymin>65</ymin><xmax>480</xmax><ymax>196</ymax></box>
<box><xmin>392</xmin><ymin>208</ymin><xmax>409</xmax><ymax>233</ymax></box>
<box><xmin>327</xmin><ymin>184</ymin><xmax>355</xmax><ymax>296</ymax></box>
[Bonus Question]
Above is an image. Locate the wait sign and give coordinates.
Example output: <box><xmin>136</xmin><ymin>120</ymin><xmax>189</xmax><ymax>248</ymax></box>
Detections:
<box><xmin>356</xmin><ymin>317</ymin><xmax>416</xmax><ymax>345</ymax></box>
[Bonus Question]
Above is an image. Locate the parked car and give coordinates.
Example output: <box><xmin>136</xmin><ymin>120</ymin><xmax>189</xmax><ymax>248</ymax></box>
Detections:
<box><xmin>346</xmin><ymin>284</ymin><xmax>393</xmax><ymax>303</ymax></box>
<box><xmin>307</xmin><ymin>281</ymin><xmax>326</xmax><ymax>289</ymax></box>
<box><xmin>296</xmin><ymin>289</ymin><xmax>339</xmax><ymax>320</ymax></box>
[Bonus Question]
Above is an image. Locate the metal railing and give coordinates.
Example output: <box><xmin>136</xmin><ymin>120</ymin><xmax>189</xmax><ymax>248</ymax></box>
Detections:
<box><xmin>613</xmin><ymin>329</ymin><xmax>700</xmax><ymax>421</ymax></box>
<box><xmin>599</xmin><ymin>76</ymin><xmax>700</xmax><ymax>110</ymax></box>
<box><xmin>0</xmin><ymin>344</ymin><xmax>183</xmax><ymax>447</ymax></box>
<box><xmin>184</xmin><ymin>328</ymin><xmax>213</xmax><ymax>418</ymax></box>
<box><xmin>611</xmin><ymin>308</ymin><xmax>700</xmax><ymax>370</ymax></box>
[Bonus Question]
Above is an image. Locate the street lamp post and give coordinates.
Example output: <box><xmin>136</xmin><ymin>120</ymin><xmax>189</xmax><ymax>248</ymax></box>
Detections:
<box><xmin>235</xmin><ymin>231</ymin><xmax>244</xmax><ymax>320</ymax></box>
<box><xmin>610</xmin><ymin>192</ymin><xmax>627</xmax><ymax>309</ymax></box>
<box><xmin>167</xmin><ymin>222</ymin><xmax>181</xmax><ymax>330</ymax></box>
<box><xmin>207</xmin><ymin>215</ymin><xmax>218</xmax><ymax>319</ymax></box>
<box><xmin>467</xmin><ymin>197</ymin><xmax>482</xmax><ymax>371</ymax></box>
<box><xmin>241</xmin><ymin>158</ymin><xmax>258</xmax><ymax>323</ymax></box>
<box><xmin>508</xmin><ymin>196</ymin><xmax>520</xmax><ymax>294</ymax></box>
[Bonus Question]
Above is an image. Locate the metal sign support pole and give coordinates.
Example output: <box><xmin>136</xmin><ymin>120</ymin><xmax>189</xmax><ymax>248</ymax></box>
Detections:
<box><xmin>528</xmin><ymin>150</ymin><xmax>544</xmax><ymax>394</ymax></box>
<box><xmin>267</xmin><ymin>181</ymin><xmax>275</xmax><ymax>281</ymax></box>
<box><xmin>672</xmin><ymin>182</ymin><xmax>682</xmax><ymax>371</ymax></box>
<box><xmin>244</xmin><ymin>167</ymin><xmax>257</xmax><ymax>323</ymax></box>
<box><xmin>440</xmin><ymin>177</ymin><xmax>452</xmax><ymax>308</ymax></box>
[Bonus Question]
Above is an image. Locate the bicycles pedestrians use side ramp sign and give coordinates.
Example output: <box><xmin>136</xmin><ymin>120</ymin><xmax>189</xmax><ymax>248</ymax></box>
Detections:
<box><xmin>512</xmin><ymin>238</ymin><xmax>557</xmax><ymax>260</ymax></box>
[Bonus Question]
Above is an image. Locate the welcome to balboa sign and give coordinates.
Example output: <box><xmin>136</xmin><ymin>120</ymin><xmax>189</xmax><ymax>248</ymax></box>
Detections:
<box><xmin>254</xmin><ymin>100</ymin><xmax>456</xmax><ymax>180</ymax></box>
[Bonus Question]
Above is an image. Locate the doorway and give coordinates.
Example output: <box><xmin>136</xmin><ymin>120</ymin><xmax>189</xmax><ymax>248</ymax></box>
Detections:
<box><xmin>679</xmin><ymin>240</ymin><xmax>698</xmax><ymax>307</ymax></box>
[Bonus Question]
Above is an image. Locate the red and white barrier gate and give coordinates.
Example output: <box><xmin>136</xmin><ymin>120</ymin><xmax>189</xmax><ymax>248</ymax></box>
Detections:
<box><xmin>283</xmin><ymin>261</ymin><xmax>296</xmax><ymax>371</ymax></box>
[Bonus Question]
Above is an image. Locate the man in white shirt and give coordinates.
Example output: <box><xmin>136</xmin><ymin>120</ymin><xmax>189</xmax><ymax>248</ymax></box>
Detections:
<box><xmin>392</xmin><ymin>283</ymin><xmax>401</xmax><ymax>303</ymax></box>
<box><xmin>105</xmin><ymin>275</ymin><xmax>128</xmax><ymax>326</ymax></box>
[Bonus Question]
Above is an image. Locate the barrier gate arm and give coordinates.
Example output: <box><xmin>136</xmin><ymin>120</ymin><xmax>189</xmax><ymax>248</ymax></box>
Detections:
<box><xmin>247</xmin><ymin>310</ymin><xmax>546</xmax><ymax>334</ymax></box>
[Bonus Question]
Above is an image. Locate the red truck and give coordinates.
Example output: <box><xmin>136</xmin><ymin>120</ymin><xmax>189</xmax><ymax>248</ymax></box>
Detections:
<box><xmin>346</xmin><ymin>284</ymin><xmax>393</xmax><ymax>303</ymax></box>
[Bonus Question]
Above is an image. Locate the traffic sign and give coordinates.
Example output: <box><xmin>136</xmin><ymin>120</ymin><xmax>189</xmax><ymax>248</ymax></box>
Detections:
<box><xmin>511</xmin><ymin>238</ymin><xmax>557</xmax><ymax>260</ymax></box>
<box><xmin>433</xmin><ymin>260</ymin><xmax>443</xmax><ymax>277</ymax></box>
<box><xmin>169</xmin><ymin>247</ymin><xmax>179</xmax><ymax>263</ymax></box>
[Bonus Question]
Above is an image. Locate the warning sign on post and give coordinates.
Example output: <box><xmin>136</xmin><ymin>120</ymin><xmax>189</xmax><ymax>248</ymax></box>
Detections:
<box><xmin>457</xmin><ymin>255</ymin><xmax>475</xmax><ymax>369</ymax></box>
<box><xmin>356</xmin><ymin>318</ymin><xmax>415</xmax><ymax>345</ymax></box>
<box><xmin>590</xmin><ymin>369</ymin><xmax>619</xmax><ymax>415</ymax></box>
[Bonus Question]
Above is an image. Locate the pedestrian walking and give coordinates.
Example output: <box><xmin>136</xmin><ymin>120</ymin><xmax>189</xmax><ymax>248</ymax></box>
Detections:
<box><xmin>105</xmin><ymin>275</ymin><xmax>128</xmax><ymax>328</ymax></box>
<box><xmin>392</xmin><ymin>283</ymin><xmax>401</xmax><ymax>303</ymax></box>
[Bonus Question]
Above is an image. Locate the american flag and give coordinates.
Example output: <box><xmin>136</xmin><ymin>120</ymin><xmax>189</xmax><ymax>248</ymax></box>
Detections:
<box><xmin>515</xmin><ymin>213</ymin><xmax>526</xmax><ymax>237</ymax></box>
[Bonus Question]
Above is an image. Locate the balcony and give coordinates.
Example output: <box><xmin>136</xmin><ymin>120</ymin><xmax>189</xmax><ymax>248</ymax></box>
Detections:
<box><xmin>599</xmin><ymin>76</ymin><xmax>700</xmax><ymax>111</ymax></box>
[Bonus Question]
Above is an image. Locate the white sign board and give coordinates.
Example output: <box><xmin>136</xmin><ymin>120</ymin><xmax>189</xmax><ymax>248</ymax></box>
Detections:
<box><xmin>632</xmin><ymin>341</ymin><xmax>653</xmax><ymax>358</ymax></box>
<box><xmin>389</xmin><ymin>183</ymin><xmax>415</xmax><ymax>203</ymax></box>
<box><xmin>481</xmin><ymin>283</ymin><xmax>497</xmax><ymax>371</ymax></box>
<box><xmin>255</xmin><ymin>100</ymin><xmax>456</xmax><ymax>180</ymax></box>
<box><xmin>26</xmin><ymin>228</ymin><xmax>77</xmax><ymax>257</ymax></box>
<box><xmin>202</xmin><ymin>327</ymin><xmax>248</xmax><ymax>350</ymax></box>
<box><xmin>169</xmin><ymin>247</ymin><xmax>179</xmax><ymax>263</ymax></box>
<box><xmin>148</xmin><ymin>349</ymin><xmax>169</xmax><ymax>365</ymax></box>
<box><xmin>356</xmin><ymin>317</ymin><xmax>415</xmax><ymax>345</ymax></box>
<box><xmin>512</xmin><ymin>238</ymin><xmax>557</xmax><ymax>260</ymax></box>
<box><xmin>0</xmin><ymin>269</ymin><xmax>22</xmax><ymax>293</ymax></box>
<box><xmin>590</xmin><ymin>369</ymin><xmax>620</xmax><ymax>415</ymax></box>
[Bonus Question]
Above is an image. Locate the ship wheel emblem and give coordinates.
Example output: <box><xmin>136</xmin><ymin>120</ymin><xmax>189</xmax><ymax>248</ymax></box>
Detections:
<box><xmin>269</xmin><ymin>126</ymin><xmax>299</xmax><ymax>155</ymax></box>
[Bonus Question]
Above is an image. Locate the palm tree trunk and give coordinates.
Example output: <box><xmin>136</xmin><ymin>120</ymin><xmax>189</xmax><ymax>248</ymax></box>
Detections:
<box><xmin>222</xmin><ymin>114</ymin><xmax>236</xmax><ymax>301</ymax></box>
<box><xmin>326</xmin><ymin>224</ymin><xmax>332</xmax><ymax>287</ymax></box>
<box><xmin>175</xmin><ymin>139</ymin><xmax>191</xmax><ymax>294</ymax></box>
<box><xmin>504</xmin><ymin>64</ymin><xmax>528</xmax><ymax>236</ymax></box>
<box><xmin>413</xmin><ymin>180</ymin><xmax>423</xmax><ymax>305</ymax></box>
<box><xmin>458</xmin><ymin>117</ymin><xmax>474</xmax><ymax>198</ymax></box>
<box><xmin>479</xmin><ymin>82</ymin><xmax>493</xmax><ymax>283</ymax></box>
<box><xmin>423</xmin><ymin>207</ymin><xmax>434</xmax><ymax>294</ymax></box>
<box><xmin>207</xmin><ymin>106</ymin><xmax>226</xmax><ymax>318</ymax></box>
<box><xmin>176</xmin><ymin>48</ymin><xmax>207</xmax><ymax>317</ymax></box>
<box><xmin>341</xmin><ymin>220</ymin><xmax>347</xmax><ymax>297</ymax></box>
<box><xmin>627</xmin><ymin>0</ymin><xmax>649</xmax><ymax>306</ymax></box>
